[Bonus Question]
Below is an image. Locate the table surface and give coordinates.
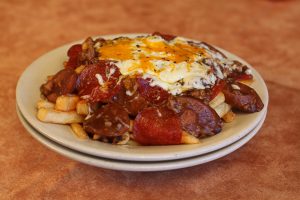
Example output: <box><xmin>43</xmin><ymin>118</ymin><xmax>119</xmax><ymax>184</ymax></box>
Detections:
<box><xmin>1</xmin><ymin>0</ymin><xmax>299</xmax><ymax>199</ymax></box>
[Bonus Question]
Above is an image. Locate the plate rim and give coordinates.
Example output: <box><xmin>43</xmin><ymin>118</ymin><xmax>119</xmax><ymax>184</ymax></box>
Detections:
<box><xmin>17</xmin><ymin>105</ymin><xmax>267</xmax><ymax>172</ymax></box>
<box><xmin>16</xmin><ymin>33</ymin><xmax>269</xmax><ymax>162</ymax></box>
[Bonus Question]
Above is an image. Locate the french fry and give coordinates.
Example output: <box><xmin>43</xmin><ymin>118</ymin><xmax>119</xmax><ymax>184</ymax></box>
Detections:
<box><xmin>55</xmin><ymin>95</ymin><xmax>79</xmax><ymax>111</ymax></box>
<box><xmin>70</xmin><ymin>123</ymin><xmax>88</xmax><ymax>139</ymax></box>
<box><xmin>209</xmin><ymin>92</ymin><xmax>225</xmax><ymax>109</ymax></box>
<box><xmin>129</xmin><ymin>120</ymin><xmax>134</xmax><ymax>132</ymax></box>
<box><xmin>238</xmin><ymin>79</ymin><xmax>253</xmax><ymax>86</ymax></box>
<box><xmin>181</xmin><ymin>131</ymin><xmax>200</xmax><ymax>144</ymax></box>
<box><xmin>82</xmin><ymin>42</ymin><xmax>88</xmax><ymax>50</ymax></box>
<box><xmin>75</xmin><ymin>65</ymin><xmax>85</xmax><ymax>74</ymax></box>
<box><xmin>126</xmin><ymin>140</ymin><xmax>140</xmax><ymax>146</ymax></box>
<box><xmin>76</xmin><ymin>100</ymin><xmax>89</xmax><ymax>115</ymax></box>
<box><xmin>222</xmin><ymin>110</ymin><xmax>236</xmax><ymax>123</ymax></box>
<box><xmin>37</xmin><ymin>99</ymin><xmax>55</xmax><ymax>109</ymax></box>
<box><xmin>37</xmin><ymin>108</ymin><xmax>83</xmax><ymax>124</ymax></box>
<box><xmin>93</xmin><ymin>134</ymin><xmax>101</xmax><ymax>140</ymax></box>
<box><xmin>214</xmin><ymin>102</ymin><xmax>231</xmax><ymax>118</ymax></box>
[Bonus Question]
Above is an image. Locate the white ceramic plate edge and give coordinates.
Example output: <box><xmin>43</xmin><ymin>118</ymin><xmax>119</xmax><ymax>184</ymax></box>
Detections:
<box><xmin>17</xmin><ymin>105</ymin><xmax>267</xmax><ymax>172</ymax></box>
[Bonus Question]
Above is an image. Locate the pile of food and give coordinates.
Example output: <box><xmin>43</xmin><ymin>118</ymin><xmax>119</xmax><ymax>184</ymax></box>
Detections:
<box><xmin>37</xmin><ymin>32</ymin><xmax>264</xmax><ymax>145</ymax></box>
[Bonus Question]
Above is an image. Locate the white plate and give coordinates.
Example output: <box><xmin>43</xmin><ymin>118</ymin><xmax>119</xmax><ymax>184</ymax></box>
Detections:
<box><xmin>16</xmin><ymin>33</ymin><xmax>269</xmax><ymax>162</ymax></box>
<box><xmin>17</xmin><ymin>105</ymin><xmax>266</xmax><ymax>171</ymax></box>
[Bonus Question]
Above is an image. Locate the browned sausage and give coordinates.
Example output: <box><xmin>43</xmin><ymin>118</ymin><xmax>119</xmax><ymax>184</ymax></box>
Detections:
<box><xmin>223</xmin><ymin>82</ymin><xmax>264</xmax><ymax>113</ymax></box>
<box><xmin>152</xmin><ymin>32</ymin><xmax>176</xmax><ymax>41</ymax></box>
<box><xmin>113</xmin><ymin>90</ymin><xmax>149</xmax><ymax>117</ymax></box>
<box><xmin>114</xmin><ymin>92</ymin><xmax>149</xmax><ymax>117</ymax></box>
<box><xmin>40</xmin><ymin>68</ymin><xmax>78</xmax><ymax>102</ymax></box>
<box><xmin>83</xmin><ymin>103</ymin><xmax>130</xmax><ymax>137</ymax></box>
<box><xmin>185</xmin><ymin>89</ymin><xmax>211</xmax><ymax>104</ymax></box>
<box><xmin>133</xmin><ymin>106</ymin><xmax>182</xmax><ymax>145</ymax></box>
<box><xmin>227</xmin><ymin>60</ymin><xmax>253</xmax><ymax>81</ymax></box>
<box><xmin>168</xmin><ymin>96</ymin><xmax>222</xmax><ymax>138</ymax></box>
<box><xmin>80</xmin><ymin>37</ymin><xmax>98</xmax><ymax>64</ymax></box>
<box><xmin>112</xmin><ymin>77</ymin><xmax>149</xmax><ymax>116</ymax></box>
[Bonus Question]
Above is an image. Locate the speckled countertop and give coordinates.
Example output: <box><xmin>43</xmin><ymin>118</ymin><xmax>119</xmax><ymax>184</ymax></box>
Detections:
<box><xmin>1</xmin><ymin>0</ymin><xmax>299</xmax><ymax>199</ymax></box>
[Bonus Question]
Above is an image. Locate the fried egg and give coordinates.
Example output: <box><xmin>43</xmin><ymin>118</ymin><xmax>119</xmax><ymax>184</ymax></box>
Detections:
<box><xmin>96</xmin><ymin>35</ymin><xmax>240</xmax><ymax>95</ymax></box>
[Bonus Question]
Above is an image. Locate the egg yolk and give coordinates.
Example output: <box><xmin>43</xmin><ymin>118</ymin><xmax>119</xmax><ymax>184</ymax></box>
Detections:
<box><xmin>97</xmin><ymin>36</ymin><xmax>206</xmax><ymax>73</ymax></box>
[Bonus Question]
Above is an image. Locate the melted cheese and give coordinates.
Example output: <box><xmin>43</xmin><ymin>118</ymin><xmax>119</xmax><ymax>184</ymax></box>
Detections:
<box><xmin>96</xmin><ymin>35</ymin><xmax>242</xmax><ymax>95</ymax></box>
<box><xmin>95</xmin><ymin>74</ymin><xmax>104</xmax><ymax>86</ymax></box>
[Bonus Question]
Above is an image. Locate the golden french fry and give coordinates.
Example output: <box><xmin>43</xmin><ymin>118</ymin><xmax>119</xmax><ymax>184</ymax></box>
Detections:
<box><xmin>76</xmin><ymin>100</ymin><xmax>89</xmax><ymax>115</ymax></box>
<box><xmin>37</xmin><ymin>108</ymin><xmax>83</xmax><ymax>124</ymax></box>
<box><xmin>93</xmin><ymin>134</ymin><xmax>101</xmax><ymax>140</ymax></box>
<box><xmin>181</xmin><ymin>131</ymin><xmax>200</xmax><ymax>144</ymax></box>
<box><xmin>129</xmin><ymin>120</ymin><xmax>134</xmax><ymax>132</ymax></box>
<box><xmin>70</xmin><ymin>123</ymin><xmax>88</xmax><ymax>139</ymax></box>
<box><xmin>75</xmin><ymin>65</ymin><xmax>85</xmax><ymax>74</ymax></box>
<box><xmin>214</xmin><ymin>102</ymin><xmax>231</xmax><ymax>118</ymax></box>
<box><xmin>209</xmin><ymin>92</ymin><xmax>225</xmax><ymax>108</ymax></box>
<box><xmin>82</xmin><ymin>42</ymin><xmax>88</xmax><ymax>50</ymax></box>
<box><xmin>222</xmin><ymin>110</ymin><xmax>236</xmax><ymax>123</ymax></box>
<box><xmin>55</xmin><ymin>95</ymin><xmax>79</xmax><ymax>111</ymax></box>
<box><xmin>238</xmin><ymin>79</ymin><xmax>253</xmax><ymax>86</ymax></box>
<box><xmin>126</xmin><ymin>139</ymin><xmax>140</xmax><ymax>146</ymax></box>
<box><xmin>37</xmin><ymin>99</ymin><xmax>55</xmax><ymax>109</ymax></box>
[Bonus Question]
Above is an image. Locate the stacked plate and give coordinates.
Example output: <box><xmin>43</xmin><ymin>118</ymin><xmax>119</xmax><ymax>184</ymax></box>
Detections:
<box><xmin>16</xmin><ymin>34</ymin><xmax>269</xmax><ymax>172</ymax></box>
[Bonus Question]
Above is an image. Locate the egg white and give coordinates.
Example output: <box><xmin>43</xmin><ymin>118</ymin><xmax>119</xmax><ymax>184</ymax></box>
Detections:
<box><xmin>97</xmin><ymin>35</ymin><xmax>239</xmax><ymax>95</ymax></box>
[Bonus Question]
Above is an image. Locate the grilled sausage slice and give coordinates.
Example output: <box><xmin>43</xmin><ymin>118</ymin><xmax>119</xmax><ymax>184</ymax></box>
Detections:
<box><xmin>168</xmin><ymin>96</ymin><xmax>222</xmax><ymax>138</ymax></box>
<box><xmin>152</xmin><ymin>32</ymin><xmax>176</xmax><ymax>41</ymax></box>
<box><xmin>113</xmin><ymin>77</ymin><xmax>149</xmax><ymax>117</ymax></box>
<box><xmin>40</xmin><ymin>68</ymin><xmax>78</xmax><ymax>102</ymax></box>
<box><xmin>76</xmin><ymin>61</ymin><xmax>121</xmax><ymax>103</ymax></box>
<box><xmin>133</xmin><ymin>106</ymin><xmax>182</xmax><ymax>145</ymax></box>
<box><xmin>223</xmin><ymin>82</ymin><xmax>264</xmax><ymax>113</ymax></box>
<box><xmin>83</xmin><ymin>103</ymin><xmax>130</xmax><ymax>137</ymax></box>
